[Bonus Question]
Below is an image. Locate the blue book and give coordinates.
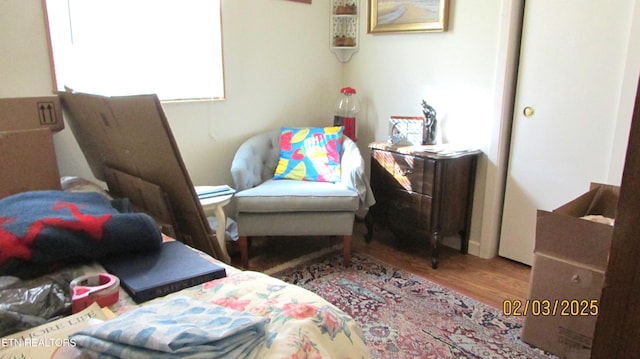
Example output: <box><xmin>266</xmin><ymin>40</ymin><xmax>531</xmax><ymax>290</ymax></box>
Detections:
<box><xmin>101</xmin><ymin>241</ymin><xmax>227</xmax><ymax>303</ymax></box>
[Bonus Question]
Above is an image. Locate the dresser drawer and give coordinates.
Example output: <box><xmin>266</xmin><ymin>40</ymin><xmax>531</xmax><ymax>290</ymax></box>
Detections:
<box><xmin>387</xmin><ymin>190</ymin><xmax>432</xmax><ymax>232</ymax></box>
<box><xmin>371</xmin><ymin>150</ymin><xmax>435</xmax><ymax>195</ymax></box>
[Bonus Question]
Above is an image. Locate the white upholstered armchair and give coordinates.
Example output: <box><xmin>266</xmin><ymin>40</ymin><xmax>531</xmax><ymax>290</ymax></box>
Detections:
<box><xmin>230</xmin><ymin>129</ymin><xmax>375</xmax><ymax>268</ymax></box>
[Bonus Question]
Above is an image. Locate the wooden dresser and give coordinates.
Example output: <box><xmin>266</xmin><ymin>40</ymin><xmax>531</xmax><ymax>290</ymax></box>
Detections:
<box><xmin>367</xmin><ymin>142</ymin><xmax>481</xmax><ymax>269</ymax></box>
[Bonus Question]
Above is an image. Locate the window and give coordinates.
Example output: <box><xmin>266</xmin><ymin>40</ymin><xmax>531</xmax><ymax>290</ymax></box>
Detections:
<box><xmin>44</xmin><ymin>0</ymin><xmax>224</xmax><ymax>101</ymax></box>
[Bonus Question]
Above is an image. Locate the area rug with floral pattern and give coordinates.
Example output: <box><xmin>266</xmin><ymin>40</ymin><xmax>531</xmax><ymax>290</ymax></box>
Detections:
<box><xmin>266</xmin><ymin>249</ymin><xmax>558</xmax><ymax>359</ymax></box>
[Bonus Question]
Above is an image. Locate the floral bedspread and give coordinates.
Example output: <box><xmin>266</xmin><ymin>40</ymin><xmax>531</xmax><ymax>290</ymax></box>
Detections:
<box><xmin>97</xmin><ymin>260</ymin><xmax>370</xmax><ymax>359</ymax></box>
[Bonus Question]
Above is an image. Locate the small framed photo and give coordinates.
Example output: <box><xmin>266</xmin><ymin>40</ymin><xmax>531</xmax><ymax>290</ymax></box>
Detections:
<box><xmin>368</xmin><ymin>0</ymin><xmax>449</xmax><ymax>34</ymax></box>
<box><xmin>388</xmin><ymin>116</ymin><xmax>424</xmax><ymax>145</ymax></box>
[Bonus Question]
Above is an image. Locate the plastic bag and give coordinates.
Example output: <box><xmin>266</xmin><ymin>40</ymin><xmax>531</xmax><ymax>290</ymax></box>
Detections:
<box><xmin>0</xmin><ymin>270</ymin><xmax>76</xmax><ymax>337</ymax></box>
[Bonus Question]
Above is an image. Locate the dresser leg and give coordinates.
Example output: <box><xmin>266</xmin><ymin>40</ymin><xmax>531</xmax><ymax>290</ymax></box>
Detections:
<box><xmin>460</xmin><ymin>230</ymin><xmax>469</xmax><ymax>254</ymax></box>
<box><xmin>364</xmin><ymin>211</ymin><xmax>374</xmax><ymax>243</ymax></box>
<box><xmin>431</xmin><ymin>231</ymin><xmax>440</xmax><ymax>269</ymax></box>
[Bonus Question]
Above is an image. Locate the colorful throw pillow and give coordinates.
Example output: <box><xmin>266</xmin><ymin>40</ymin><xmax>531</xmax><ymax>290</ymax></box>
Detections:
<box><xmin>273</xmin><ymin>127</ymin><xmax>344</xmax><ymax>182</ymax></box>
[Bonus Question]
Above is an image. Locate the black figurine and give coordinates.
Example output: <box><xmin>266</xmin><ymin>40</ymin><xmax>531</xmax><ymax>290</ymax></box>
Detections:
<box><xmin>421</xmin><ymin>100</ymin><xmax>437</xmax><ymax>145</ymax></box>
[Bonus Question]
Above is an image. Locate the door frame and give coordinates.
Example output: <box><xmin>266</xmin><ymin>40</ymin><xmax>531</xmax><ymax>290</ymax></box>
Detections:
<box><xmin>472</xmin><ymin>0</ymin><xmax>524</xmax><ymax>259</ymax></box>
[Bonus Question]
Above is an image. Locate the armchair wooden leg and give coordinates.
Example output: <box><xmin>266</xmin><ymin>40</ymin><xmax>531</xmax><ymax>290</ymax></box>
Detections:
<box><xmin>342</xmin><ymin>235</ymin><xmax>352</xmax><ymax>266</ymax></box>
<box><xmin>239</xmin><ymin>236</ymin><xmax>249</xmax><ymax>269</ymax></box>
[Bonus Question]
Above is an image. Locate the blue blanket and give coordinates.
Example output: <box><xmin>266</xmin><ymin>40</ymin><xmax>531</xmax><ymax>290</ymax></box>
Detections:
<box><xmin>0</xmin><ymin>190</ymin><xmax>162</xmax><ymax>278</ymax></box>
<box><xmin>71</xmin><ymin>296</ymin><xmax>270</xmax><ymax>359</ymax></box>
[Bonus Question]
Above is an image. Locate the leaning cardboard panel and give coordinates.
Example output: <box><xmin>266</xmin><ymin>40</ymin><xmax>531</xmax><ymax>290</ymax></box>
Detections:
<box><xmin>58</xmin><ymin>91</ymin><xmax>225</xmax><ymax>261</ymax></box>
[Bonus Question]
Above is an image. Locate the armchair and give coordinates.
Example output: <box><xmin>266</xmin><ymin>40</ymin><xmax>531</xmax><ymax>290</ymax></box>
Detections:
<box><xmin>231</xmin><ymin>129</ymin><xmax>374</xmax><ymax>268</ymax></box>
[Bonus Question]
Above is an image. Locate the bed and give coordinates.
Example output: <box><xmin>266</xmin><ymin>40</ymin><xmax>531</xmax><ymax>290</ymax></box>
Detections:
<box><xmin>0</xmin><ymin>182</ymin><xmax>371</xmax><ymax>358</ymax></box>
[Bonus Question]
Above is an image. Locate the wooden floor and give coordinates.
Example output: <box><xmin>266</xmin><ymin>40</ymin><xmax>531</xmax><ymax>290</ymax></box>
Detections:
<box><xmin>229</xmin><ymin>221</ymin><xmax>532</xmax><ymax>309</ymax></box>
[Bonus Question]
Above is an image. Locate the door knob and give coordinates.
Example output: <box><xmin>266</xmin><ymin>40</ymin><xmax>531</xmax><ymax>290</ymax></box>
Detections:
<box><xmin>523</xmin><ymin>106</ymin><xmax>535</xmax><ymax>117</ymax></box>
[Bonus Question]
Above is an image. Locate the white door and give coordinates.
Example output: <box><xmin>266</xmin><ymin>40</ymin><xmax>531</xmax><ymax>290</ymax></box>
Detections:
<box><xmin>499</xmin><ymin>0</ymin><xmax>634</xmax><ymax>265</ymax></box>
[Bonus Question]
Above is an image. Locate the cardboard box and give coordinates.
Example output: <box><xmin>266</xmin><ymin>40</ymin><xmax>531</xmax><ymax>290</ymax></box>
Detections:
<box><xmin>0</xmin><ymin>128</ymin><xmax>62</xmax><ymax>199</ymax></box>
<box><xmin>0</xmin><ymin>96</ymin><xmax>64</xmax><ymax>132</ymax></box>
<box><xmin>522</xmin><ymin>183</ymin><xmax>619</xmax><ymax>359</ymax></box>
<box><xmin>0</xmin><ymin>96</ymin><xmax>63</xmax><ymax>198</ymax></box>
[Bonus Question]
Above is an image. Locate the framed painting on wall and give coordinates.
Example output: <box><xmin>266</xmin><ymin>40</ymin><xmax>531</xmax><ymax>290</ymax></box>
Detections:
<box><xmin>368</xmin><ymin>0</ymin><xmax>449</xmax><ymax>33</ymax></box>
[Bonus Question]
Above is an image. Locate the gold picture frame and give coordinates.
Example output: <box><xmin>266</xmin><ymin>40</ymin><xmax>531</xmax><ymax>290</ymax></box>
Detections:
<box><xmin>368</xmin><ymin>0</ymin><xmax>449</xmax><ymax>34</ymax></box>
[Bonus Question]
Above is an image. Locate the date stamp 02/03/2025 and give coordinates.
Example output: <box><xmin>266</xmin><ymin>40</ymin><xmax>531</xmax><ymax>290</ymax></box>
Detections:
<box><xmin>502</xmin><ymin>299</ymin><xmax>599</xmax><ymax>317</ymax></box>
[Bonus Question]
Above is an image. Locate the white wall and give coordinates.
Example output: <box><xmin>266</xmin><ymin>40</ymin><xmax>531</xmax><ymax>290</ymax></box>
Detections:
<box><xmin>347</xmin><ymin>0</ymin><xmax>506</xmax><ymax>257</ymax></box>
<box><xmin>0</xmin><ymin>1</ymin><xmax>52</xmax><ymax>96</ymax></box>
<box><xmin>350</xmin><ymin>1</ymin><xmax>502</xmax><ymax>148</ymax></box>
<box><xmin>167</xmin><ymin>0</ymin><xmax>344</xmax><ymax>186</ymax></box>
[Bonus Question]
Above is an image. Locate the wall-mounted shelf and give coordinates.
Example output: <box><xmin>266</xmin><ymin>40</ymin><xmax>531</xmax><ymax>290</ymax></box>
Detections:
<box><xmin>330</xmin><ymin>0</ymin><xmax>359</xmax><ymax>63</ymax></box>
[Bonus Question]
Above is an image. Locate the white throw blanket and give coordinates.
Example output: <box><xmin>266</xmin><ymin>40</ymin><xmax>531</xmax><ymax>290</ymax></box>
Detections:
<box><xmin>71</xmin><ymin>296</ymin><xmax>270</xmax><ymax>359</ymax></box>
